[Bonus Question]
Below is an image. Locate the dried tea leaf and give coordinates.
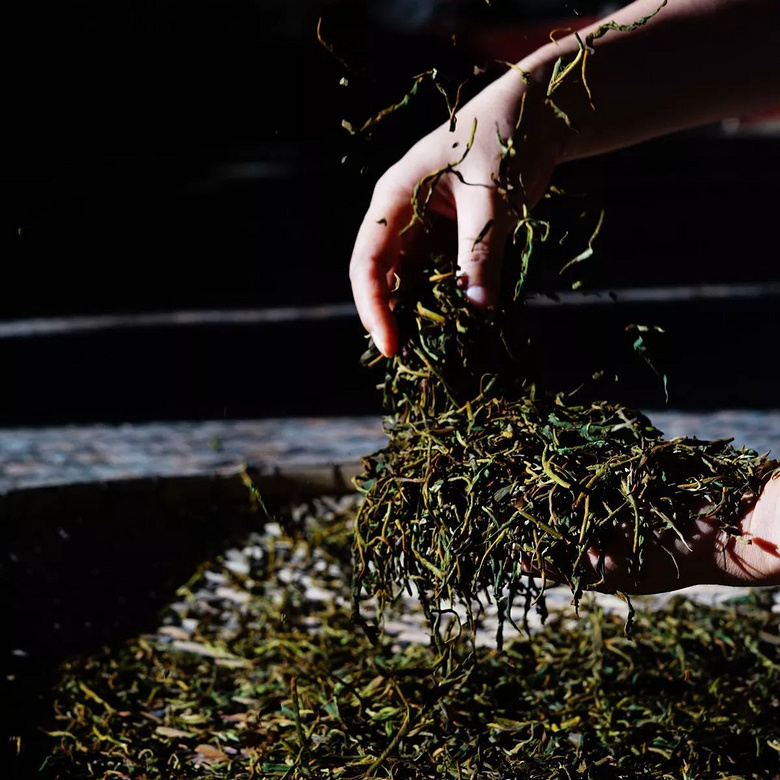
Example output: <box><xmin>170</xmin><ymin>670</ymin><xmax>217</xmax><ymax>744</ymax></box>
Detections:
<box><xmin>156</xmin><ymin>726</ymin><xmax>197</xmax><ymax>739</ymax></box>
<box><xmin>193</xmin><ymin>744</ymin><xmax>231</xmax><ymax>764</ymax></box>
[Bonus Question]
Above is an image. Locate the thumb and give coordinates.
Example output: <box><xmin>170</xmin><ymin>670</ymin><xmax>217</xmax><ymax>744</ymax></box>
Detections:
<box><xmin>455</xmin><ymin>185</ymin><xmax>508</xmax><ymax>308</ymax></box>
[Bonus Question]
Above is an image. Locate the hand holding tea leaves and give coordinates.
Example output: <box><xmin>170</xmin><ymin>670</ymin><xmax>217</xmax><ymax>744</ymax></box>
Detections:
<box><xmin>351</xmin><ymin>0</ymin><xmax>780</xmax><ymax>630</ymax></box>
<box><xmin>354</xmin><ymin>356</ymin><xmax>780</xmax><ymax>639</ymax></box>
<box><xmin>544</xmin><ymin>472</ymin><xmax>780</xmax><ymax>595</ymax></box>
<box><xmin>350</xmin><ymin>0</ymin><xmax>780</xmax><ymax>358</ymax></box>
<box><xmin>349</xmin><ymin>70</ymin><xmax>564</xmax><ymax>358</ymax></box>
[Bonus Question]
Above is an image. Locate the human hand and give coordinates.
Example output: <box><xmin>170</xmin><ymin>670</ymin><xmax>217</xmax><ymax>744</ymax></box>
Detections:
<box><xmin>350</xmin><ymin>0</ymin><xmax>780</xmax><ymax>360</ymax></box>
<box><xmin>349</xmin><ymin>67</ymin><xmax>569</xmax><ymax>357</ymax></box>
<box><xmin>560</xmin><ymin>473</ymin><xmax>780</xmax><ymax>596</ymax></box>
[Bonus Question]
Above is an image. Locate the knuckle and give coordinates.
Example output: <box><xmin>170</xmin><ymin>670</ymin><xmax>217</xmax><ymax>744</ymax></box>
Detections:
<box><xmin>459</xmin><ymin>237</ymin><xmax>494</xmax><ymax>266</ymax></box>
<box><xmin>372</xmin><ymin>166</ymin><xmax>407</xmax><ymax>202</ymax></box>
<box><xmin>349</xmin><ymin>252</ymin><xmax>383</xmax><ymax>288</ymax></box>
<box><xmin>349</xmin><ymin>249</ymin><xmax>375</xmax><ymax>283</ymax></box>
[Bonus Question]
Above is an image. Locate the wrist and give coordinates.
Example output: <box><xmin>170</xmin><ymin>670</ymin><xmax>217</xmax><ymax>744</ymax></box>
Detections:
<box><xmin>512</xmin><ymin>42</ymin><xmax>595</xmax><ymax>165</ymax></box>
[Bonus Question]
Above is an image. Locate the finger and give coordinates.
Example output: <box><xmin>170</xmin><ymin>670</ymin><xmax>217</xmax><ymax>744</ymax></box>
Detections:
<box><xmin>454</xmin><ymin>185</ymin><xmax>509</xmax><ymax>308</ymax></box>
<box><xmin>349</xmin><ymin>189</ymin><xmax>411</xmax><ymax>357</ymax></box>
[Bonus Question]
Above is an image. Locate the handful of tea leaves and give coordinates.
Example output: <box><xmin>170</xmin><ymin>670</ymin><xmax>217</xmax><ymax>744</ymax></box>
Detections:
<box><xmin>352</xmin><ymin>257</ymin><xmax>778</xmax><ymax>645</ymax></box>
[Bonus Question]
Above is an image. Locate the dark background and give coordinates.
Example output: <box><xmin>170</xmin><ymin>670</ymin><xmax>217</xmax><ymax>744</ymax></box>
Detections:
<box><xmin>2</xmin><ymin>0</ymin><xmax>778</xmax><ymax>423</ymax></box>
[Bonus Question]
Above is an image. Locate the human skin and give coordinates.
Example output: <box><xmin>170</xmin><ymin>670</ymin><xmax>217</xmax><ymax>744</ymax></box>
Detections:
<box><xmin>350</xmin><ymin>0</ymin><xmax>780</xmax><ymax>357</ymax></box>
<box><xmin>348</xmin><ymin>0</ymin><xmax>780</xmax><ymax>592</ymax></box>
<box><xmin>577</xmin><ymin>472</ymin><xmax>780</xmax><ymax>593</ymax></box>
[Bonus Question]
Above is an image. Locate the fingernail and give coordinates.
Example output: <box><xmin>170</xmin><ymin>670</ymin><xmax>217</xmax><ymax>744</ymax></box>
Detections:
<box><xmin>371</xmin><ymin>330</ymin><xmax>387</xmax><ymax>357</ymax></box>
<box><xmin>465</xmin><ymin>285</ymin><xmax>490</xmax><ymax>307</ymax></box>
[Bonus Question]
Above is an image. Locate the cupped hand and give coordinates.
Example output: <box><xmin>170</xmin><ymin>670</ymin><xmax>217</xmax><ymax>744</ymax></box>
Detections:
<box><xmin>549</xmin><ymin>474</ymin><xmax>780</xmax><ymax>596</ymax></box>
<box><xmin>349</xmin><ymin>69</ymin><xmax>568</xmax><ymax>357</ymax></box>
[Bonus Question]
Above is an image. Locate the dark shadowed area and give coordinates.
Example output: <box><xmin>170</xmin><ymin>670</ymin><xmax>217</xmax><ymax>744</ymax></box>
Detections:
<box><xmin>2</xmin><ymin>0</ymin><xmax>778</xmax><ymax>422</ymax></box>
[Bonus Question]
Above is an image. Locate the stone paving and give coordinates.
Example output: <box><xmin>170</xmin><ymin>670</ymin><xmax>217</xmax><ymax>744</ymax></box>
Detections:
<box><xmin>0</xmin><ymin>417</ymin><xmax>387</xmax><ymax>494</ymax></box>
<box><xmin>648</xmin><ymin>409</ymin><xmax>780</xmax><ymax>456</ymax></box>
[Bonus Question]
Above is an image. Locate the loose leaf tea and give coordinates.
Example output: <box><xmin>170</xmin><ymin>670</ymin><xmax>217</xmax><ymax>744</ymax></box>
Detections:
<box><xmin>43</xmin><ymin>496</ymin><xmax>780</xmax><ymax>779</ymax></box>
<box><xmin>352</xmin><ymin>249</ymin><xmax>778</xmax><ymax>648</ymax></box>
<box><xmin>347</xmin><ymin>0</ymin><xmax>775</xmax><ymax>647</ymax></box>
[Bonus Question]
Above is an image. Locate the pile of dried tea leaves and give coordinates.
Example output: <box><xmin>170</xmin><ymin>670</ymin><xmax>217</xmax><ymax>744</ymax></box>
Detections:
<box><xmin>343</xmin><ymin>0</ymin><xmax>775</xmax><ymax>645</ymax></box>
<box><xmin>352</xmin><ymin>255</ymin><xmax>778</xmax><ymax>644</ymax></box>
<box><xmin>42</xmin><ymin>495</ymin><xmax>780</xmax><ymax>779</ymax></box>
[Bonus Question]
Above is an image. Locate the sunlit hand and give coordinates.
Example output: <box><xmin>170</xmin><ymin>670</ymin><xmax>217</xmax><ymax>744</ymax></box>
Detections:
<box><xmin>349</xmin><ymin>0</ymin><xmax>780</xmax><ymax>358</ymax></box>
<box><xmin>565</xmin><ymin>474</ymin><xmax>780</xmax><ymax>595</ymax></box>
<box><xmin>349</xmin><ymin>71</ymin><xmax>567</xmax><ymax>357</ymax></box>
